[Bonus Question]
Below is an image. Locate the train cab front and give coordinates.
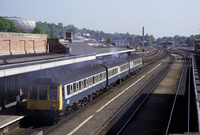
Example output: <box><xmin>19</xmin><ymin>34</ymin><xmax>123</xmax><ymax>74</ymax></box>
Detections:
<box><xmin>27</xmin><ymin>82</ymin><xmax>63</xmax><ymax>121</ymax></box>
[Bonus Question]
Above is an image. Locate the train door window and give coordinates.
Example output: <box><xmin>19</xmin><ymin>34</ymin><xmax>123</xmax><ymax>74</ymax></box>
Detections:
<box><xmin>67</xmin><ymin>85</ymin><xmax>70</xmax><ymax>95</ymax></box>
<box><xmin>73</xmin><ymin>83</ymin><xmax>77</xmax><ymax>92</ymax></box>
<box><xmin>62</xmin><ymin>87</ymin><xmax>65</xmax><ymax>98</ymax></box>
<box><xmin>79</xmin><ymin>81</ymin><xmax>82</xmax><ymax>90</ymax></box>
<box><xmin>39</xmin><ymin>86</ymin><xmax>47</xmax><ymax>100</ymax></box>
<box><xmin>49</xmin><ymin>86</ymin><xmax>57</xmax><ymax>100</ymax></box>
<box><xmin>30</xmin><ymin>85</ymin><xmax>37</xmax><ymax>100</ymax></box>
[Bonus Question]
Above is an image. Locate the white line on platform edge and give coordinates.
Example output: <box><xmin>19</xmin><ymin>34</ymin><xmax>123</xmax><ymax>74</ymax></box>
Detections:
<box><xmin>67</xmin><ymin>115</ymin><xmax>94</xmax><ymax>135</ymax></box>
<box><xmin>147</xmin><ymin>63</ymin><xmax>161</xmax><ymax>74</ymax></box>
<box><xmin>96</xmin><ymin>75</ymin><xmax>146</xmax><ymax>113</ymax></box>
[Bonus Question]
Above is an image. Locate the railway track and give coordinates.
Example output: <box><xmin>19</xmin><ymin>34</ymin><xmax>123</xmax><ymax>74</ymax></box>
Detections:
<box><xmin>95</xmin><ymin>49</ymin><xmax>173</xmax><ymax>135</ymax></box>
<box><xmin>95</xmin><ymin>48</ymin><xmax>195</xmax><ymax>135</ymax></box>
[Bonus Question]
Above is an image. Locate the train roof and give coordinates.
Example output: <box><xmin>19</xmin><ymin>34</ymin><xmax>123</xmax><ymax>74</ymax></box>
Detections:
<box><xmin>102</xmin><ymin>58</ymin><xmax>129</xmax><ymax>69</ymax></box>
<box><xmin>127</xmin><ymin>54</ymin><xmax>141</xmax><ymax>61</ymax></box>
<box><xmin>31</xmin><ymin>64</ymin><xmax>106</xmax><ymax>85</ymax></box>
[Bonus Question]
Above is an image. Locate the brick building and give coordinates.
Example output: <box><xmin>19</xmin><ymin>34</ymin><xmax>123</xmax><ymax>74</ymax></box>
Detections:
<box><xmin>0</xmin><ymin>32</ymin><xmax>47</xmax><ymax>56</ymax></box>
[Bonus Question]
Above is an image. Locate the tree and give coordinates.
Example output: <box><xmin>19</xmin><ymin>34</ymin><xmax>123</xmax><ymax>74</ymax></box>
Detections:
<box><xmin>0</xmin><ymin>17</ymin><xmax>20</xmax><ymax>32</ymax></box>
<box><xmin>145</xmin><ymin>36</ymin><xmax>153</xmax><ymax>47</ymax></box>
<box><xmin>31</xmin><ymin>26</ymin><xmax>43</xmax><ymax>34</ymax></box>
<box><xmin>8</xmin><ymin>19</ymin><xmax>20</xmax><ymax>32</ymax></box>
<box><xmin>185</xmin><ymin>36</ymin><xmax>195</xmax><ymax>46</ymax></box>
<box><xmin>106</xmin><ymin>37</ymin><xmax>112</xmax><ymax>45</ymax></box>
<box><xmin>22</xmin><ymin>31</ymin><xmax>28</xmax><ymax>33</ymax></box>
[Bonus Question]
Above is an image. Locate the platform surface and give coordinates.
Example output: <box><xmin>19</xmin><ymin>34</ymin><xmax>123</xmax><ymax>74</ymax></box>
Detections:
<box><xmin>0</xmin><ymin>100</ymin><xmax>27</xmax><ymax>129</ymax></box>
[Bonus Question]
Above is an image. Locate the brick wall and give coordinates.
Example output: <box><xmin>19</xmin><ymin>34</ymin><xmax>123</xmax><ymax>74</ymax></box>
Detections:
<box><xmin>0</xmin><ymin>32</ymin><xmax>47</xmax><ymax>55</ymax></box>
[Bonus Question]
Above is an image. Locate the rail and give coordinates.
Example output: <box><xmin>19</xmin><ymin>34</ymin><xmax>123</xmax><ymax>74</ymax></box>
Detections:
<box><xmin>165</xmin><ymin>49</ymin><xmax>192</xmax><ymax>134</ymax></box>
<box><xmin>165</xmin><ymin>53</ymin><xmax>187</xmax><ymax>134</ymax></box>
<box><xmin>95</xmin><ymin>50</ymin><xmax>173</xmax><ymax>135</ymax></box>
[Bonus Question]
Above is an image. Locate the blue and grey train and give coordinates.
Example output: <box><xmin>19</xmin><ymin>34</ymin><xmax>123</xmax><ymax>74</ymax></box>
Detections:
<box><xmin>27</xmin><ymin>54</ymin><xmax>142</xmax><ymax>120</ymax></box>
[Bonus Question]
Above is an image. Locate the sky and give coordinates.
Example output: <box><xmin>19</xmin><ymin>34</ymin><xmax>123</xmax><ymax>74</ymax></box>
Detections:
<box><xmin>0</xmin><ymin>0</ymin><xmax>200</xmax><ymax>38</ymax></box>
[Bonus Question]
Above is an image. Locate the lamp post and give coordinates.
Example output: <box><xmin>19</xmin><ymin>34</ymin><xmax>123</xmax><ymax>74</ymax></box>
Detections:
<box><xmin>51</xmin><ymin>26</ymin><xmax>54</xmax><ymax>40</ymax></box>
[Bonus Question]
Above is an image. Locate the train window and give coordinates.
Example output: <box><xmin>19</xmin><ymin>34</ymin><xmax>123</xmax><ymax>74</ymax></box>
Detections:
<box><xmin>39</xmin><ymin>86</ymin><xmax>47</xmax><ymax>100</ymax></box>
<box><xmin>73</xmin><ymin>83</ymin><xmax>77</xmax><ymax>92</ymax></box>
<box><xmin>88</xmin><ymin>78</ymin><xmax>91</xmax><ymax>86</ymax></box>
<box><xmin>127</xmin><ymin>64</ymin><xmax>129</xmax><ymax>69</ymax></box>
<box><xmin>100</xmin><ymin>73</ymin><xmax>102</xmax><ymax>81</ymax></box>
<box><xmin>120</xmin><ymin>66</ymin><xmax>123</xmax><ymax>72</ymax></box>
<box><xmin>76</xmin><ymin>82</ymin><xmax>79</xmax><ymax>91</ymax></box>
<box><xmin>82</xmin><ymin>81</ymin><xmax>84</xmax><ymax>89</ymax></box>
<box><xmin>115</xmin><ymin>68</ymin><xmax>118</xmax><ymax>74</ymax></box>
<box><xmin>67</xmin><ymin>85</ymin><xmax>70</xmax><ymax>95</ymax></box>
<box><xmin>96</xmin><ymin>75</ymin><xmax>98</xmax><ymax>81</ymax></box>
<box><xmin>103</xmin><ymin>72</ymin><xmax>106</xmax><ymax>79</ymax></box>
<box><xmin>92</xmin><ymin>76</ymin><xmax>95</xmax><ymax>84</ymax></box>
<box><xmin>108</xmin><ymin>70</ymin><xmax>111</xmax><ymax>77</ymax></box>
<box><xmin>86</xmin><ymin>79</ymin><xmax>88</xmax><ymax>87</ymax></box>
<box><xmin>79</xmin><ymin>81</ymin><xmax>81</xmax><ymax>90</ymax></box>
<box><xmin>49</xmin><ymin>86</ymin><xmax>57</xmax><ymax>100</ymax></box>
<box><xmin>70</xmin><ymin>85</ymin><xmax>73</xmax><ymax>94</ymax></box>
<box><xmin>30</xmin><ymin>85</ymin><xmax>37</xmax><ymax>100</ymax></box>
<box><xmin>84</xmin><ymin>79</ymin><xmax>87</xmax><ymax>88</ymax></box>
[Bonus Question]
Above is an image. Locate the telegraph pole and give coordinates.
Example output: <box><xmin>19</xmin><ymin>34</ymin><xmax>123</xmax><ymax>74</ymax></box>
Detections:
<box><xmin>142</xmin><ymin>27</ymin><xmax>144</xmax><ymax>65</ymax></box>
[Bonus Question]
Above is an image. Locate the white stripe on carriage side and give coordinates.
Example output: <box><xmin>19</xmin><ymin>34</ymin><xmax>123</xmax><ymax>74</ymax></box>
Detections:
<box><xmin>67</xmin><ymin>115</ymin><xmax>94</xmax><ymax>135</ymax></box>
<box><xmin>96</xmin><ymin>75</ymin><xmax>146</xmax><ymax>113</ymax></box>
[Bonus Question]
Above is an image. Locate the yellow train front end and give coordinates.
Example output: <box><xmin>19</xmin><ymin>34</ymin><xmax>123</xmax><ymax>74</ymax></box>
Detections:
<box><xmin>27</xmin><ymin>84</ymin><xmax>63</xmax><ymax>121</ymax></box>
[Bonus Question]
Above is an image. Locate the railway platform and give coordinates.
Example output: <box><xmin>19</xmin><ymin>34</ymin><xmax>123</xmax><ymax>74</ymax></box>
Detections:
<box><xmin>0</xmin><ymin>100</ymin><xmax>27</xmax><ymax>134</ymax></box>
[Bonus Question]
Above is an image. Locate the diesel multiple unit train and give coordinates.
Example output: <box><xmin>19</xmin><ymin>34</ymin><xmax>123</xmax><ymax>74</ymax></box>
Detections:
<box><xmin>27</xmin><ymin>54</ymin><xmax>142</xmax><ymax>121</ymax></box>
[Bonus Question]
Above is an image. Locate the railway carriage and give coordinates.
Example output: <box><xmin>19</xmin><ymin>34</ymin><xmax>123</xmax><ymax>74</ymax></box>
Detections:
<box><xmin>27</xmin><ymin>64</ymin><xmax>107</xmax><ymax>119</ymax></box>
<box><xmin>102</xmin><ymin>59</ymin><xmax>130</xmax><ymax>85</ymax></box>
<box><xmin>127</xmin><ymin>55</ymin><xmax>142</xmax><ymax>73</ymax></box>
